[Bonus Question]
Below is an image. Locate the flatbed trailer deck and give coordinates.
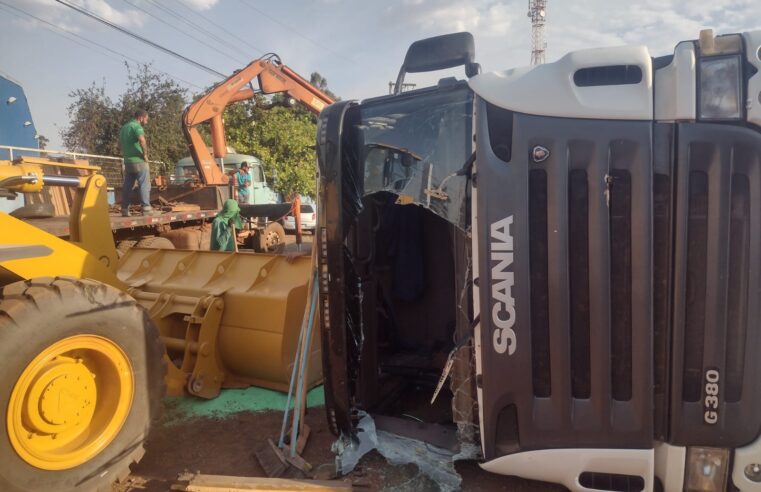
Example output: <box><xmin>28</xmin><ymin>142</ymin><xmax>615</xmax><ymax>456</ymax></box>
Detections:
<box><xmin>25</xmin><ymin>209</ymin><xmax>217</xmax><ymax>238</ymax></box>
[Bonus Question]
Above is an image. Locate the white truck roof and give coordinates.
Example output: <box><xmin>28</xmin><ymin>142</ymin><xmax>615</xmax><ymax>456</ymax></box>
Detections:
<box><xmin>468</xmin><ymin>44</ymin><xmax>654</xmax><ymax>120</ymax></box>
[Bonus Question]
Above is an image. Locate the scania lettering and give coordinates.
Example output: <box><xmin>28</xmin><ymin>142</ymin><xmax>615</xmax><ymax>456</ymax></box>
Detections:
<box><xmin>490</xmin><ymin>215</ymin><xmax>516</xmax><ymax>355</ymax></box>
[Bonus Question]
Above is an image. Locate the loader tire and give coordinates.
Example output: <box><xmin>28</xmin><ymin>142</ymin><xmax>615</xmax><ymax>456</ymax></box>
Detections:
<box><xmin>0</xmin><ymin>277</ymin><xmax>165</xmax><ymax>492</ymax></box>
<box><xmin>135</xmin><ymin>236</ymin><xmax>175</xmax><ymax>250</ymax></box>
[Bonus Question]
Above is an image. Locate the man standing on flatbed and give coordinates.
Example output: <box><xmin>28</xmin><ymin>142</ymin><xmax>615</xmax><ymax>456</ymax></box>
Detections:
<box><xmin>119</xmin><ymin>109</ymin><xmax>156</xmax><ymax>216</ymax></box>
<box><xmin>235</xmin><ymin>161</ymin><xmax>252</xmax><ymax>205</ymax></box>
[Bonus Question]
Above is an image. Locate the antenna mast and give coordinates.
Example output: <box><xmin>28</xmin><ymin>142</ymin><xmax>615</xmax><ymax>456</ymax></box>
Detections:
<box><xmin>528</xmin><ymin>0</ymin><xmax>547</xmax><ymax>65</ymax></box>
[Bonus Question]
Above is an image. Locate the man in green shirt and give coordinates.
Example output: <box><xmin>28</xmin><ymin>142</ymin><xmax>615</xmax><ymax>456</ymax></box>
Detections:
<box><xmin>119</xmin><ymin>109</ymin><xmax>155</xmax><ymax>216</ymax></box>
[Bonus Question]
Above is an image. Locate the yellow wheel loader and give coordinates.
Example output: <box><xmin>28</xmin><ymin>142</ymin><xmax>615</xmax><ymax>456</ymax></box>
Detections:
<box><xmin>0</xmin><ymin>157</ymin><xmax>319</xmax><ymax>491</ymax></box>
<box><xmin>0</xmin><ymin>157</ymin><xmax>161</xmax><ymax>491</ymax></box>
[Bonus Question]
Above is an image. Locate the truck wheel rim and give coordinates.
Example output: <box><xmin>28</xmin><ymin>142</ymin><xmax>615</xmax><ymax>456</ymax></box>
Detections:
<box><xmin>264</xmin><ymin>231</ymin><xmax>281</xmax><ymax>250</ymax></box>
<box><xmin>7</xmin><ymin>335</ymin><xmax>134</xmax><ymax>470</ymax></box>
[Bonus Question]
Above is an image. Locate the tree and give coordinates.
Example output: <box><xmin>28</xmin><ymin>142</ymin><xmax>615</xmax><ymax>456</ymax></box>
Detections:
<box><xmin>61</xmin><ymin>63</ymin><xmax>188</xmax><ymax>176</ymax></box>
<box><xmin>309</xmin><ymin>72</ymin><xmax>338</xmax><ymax>101</ymax></box>
<box><xmin>36</xmin><ymin>134</ymin><xmax>49</xmax><ymax>150</ymax></box>
<box><xmin>222</xmin><ymin>72</ymin><xmax>339</xmax><ymax>198</ymax></box>
<box><xmin>224</xmin><ymin>99</ymin><xmax>318</xmax><ymax>198</ymax></box>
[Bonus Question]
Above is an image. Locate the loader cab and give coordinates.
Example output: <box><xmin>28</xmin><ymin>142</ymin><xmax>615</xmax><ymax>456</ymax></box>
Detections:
<box><xmin>319</xmin><ymin>29</ymin><xmax>761</xmax><ymax>491</ymax></box>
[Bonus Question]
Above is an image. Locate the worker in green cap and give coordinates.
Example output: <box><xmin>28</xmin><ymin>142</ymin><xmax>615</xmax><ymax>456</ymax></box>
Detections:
<box><xmin>210</xmin><ymin>199</ymin><xmax>243</xmax><ymax>251</ymax></box>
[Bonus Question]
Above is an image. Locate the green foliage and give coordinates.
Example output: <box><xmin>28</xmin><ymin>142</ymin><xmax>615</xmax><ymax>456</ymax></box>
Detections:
<box><xmin>224</xmin><ymin>99</ymin><xmax>317</xmax><ymax>198</ymax></box>
<box><xmin>36</xmin><ymin>134</ymin><xmax>49</xmax><ymax>150</ymax></box>
<box><xmin>309</xmin><ymin>72</ymin><xmax>339</xmax><ymax>102</ymax></box>
<box><xmin>61</xmin><ymin>63</ymin><xmax>188</xmax><ymax>176</ymax></box>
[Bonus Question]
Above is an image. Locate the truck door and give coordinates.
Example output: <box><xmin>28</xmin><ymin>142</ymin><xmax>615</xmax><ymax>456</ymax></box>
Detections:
<box><xmin>473</xmin><ymin>99</ymin><xmax>654</xmax><ymax>459</ymax></box>
<box><xmin>250</xmin><ymin>164</ymin><xmax>265</xmax><ymax>204</ymax></box>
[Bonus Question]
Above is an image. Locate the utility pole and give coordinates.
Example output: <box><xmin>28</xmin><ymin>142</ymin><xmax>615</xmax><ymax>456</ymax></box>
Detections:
<box><xmin>528</xmin><ymin>0</ymin><xmax>547</xmax><ymax>65</ymax></box>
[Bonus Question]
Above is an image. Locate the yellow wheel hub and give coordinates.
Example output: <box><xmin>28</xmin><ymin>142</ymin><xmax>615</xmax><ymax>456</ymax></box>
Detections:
<box><xmin>7</xmin><ymin>335</ymin><xmax>134</xmax><ymax>470</ymax></box>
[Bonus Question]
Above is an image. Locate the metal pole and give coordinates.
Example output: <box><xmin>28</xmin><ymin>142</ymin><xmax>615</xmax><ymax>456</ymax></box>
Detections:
<box><xmin>290</xmin><ymin>270</ymin><xmax>319</xmax><ymax>457</ymax></box>
<box><xmin>277</xmin><ymin>309</ymin><xmax>307</xmax><ymax>448</ymax></box>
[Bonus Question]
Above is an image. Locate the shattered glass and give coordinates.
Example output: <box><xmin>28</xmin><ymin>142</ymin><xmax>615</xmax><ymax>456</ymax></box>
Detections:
<box><xmin>348</xmin><ymin>85</ymin><xmax>473</xmax><ymax>229</ymax></box>
<box><xmin>451</xmin><ymin>233</ymin><xmax>479</xmax><ymax>459</ymax></box>
<box><xmin>334</xmin><ymin>413</ymin><xmax>463</xmax><ymax>492</ymax></box>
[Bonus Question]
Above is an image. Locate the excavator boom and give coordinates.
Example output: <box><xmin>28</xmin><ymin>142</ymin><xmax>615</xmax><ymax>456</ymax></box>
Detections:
<box><xmin>183</xmin><ymin>55</ymin><xmax>334</xmax><ymax>185</ymax></box>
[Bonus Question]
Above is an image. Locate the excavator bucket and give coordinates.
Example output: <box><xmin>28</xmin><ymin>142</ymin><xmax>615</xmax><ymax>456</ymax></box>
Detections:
<box><xmin>117</xmin><ymin>248</ymin><xmax>320</xmax><ymax>399</ymax></box>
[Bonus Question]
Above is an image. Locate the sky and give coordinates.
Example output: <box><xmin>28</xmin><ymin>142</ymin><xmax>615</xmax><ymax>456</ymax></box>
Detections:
<box><xmin>0</xmin><ymin>0</ymin><xmax>760</xmax><ymax>150</ymax></box>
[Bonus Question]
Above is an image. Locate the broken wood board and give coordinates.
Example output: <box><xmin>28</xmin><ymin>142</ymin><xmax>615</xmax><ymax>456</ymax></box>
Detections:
<box><xmin>173</xmin><ymin>473</ymin><xmax>351</xmax><ymax>491</ymax></box>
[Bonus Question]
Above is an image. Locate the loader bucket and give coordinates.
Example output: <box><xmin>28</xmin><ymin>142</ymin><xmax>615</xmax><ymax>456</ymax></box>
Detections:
<box><xmin>117</xmin><ymin>248</ymin><xmax>320</xmax><ymax>399</ymax></box>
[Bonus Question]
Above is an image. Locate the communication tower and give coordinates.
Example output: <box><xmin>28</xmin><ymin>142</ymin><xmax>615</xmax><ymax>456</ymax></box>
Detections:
<box><xmin>528</xmin><ymin>0</ymin><xmax>547</xmax><ymax>65</ymax></box>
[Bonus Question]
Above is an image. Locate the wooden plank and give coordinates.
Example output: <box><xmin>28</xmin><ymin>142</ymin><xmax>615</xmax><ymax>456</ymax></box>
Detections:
<box><xmin>171</xmin><ymin>203</ymin><xmax>202</xmax><ymax>212</ymax></box>
<box><xmin>175</xmin><ymin>473</ymin><xmax>351</xmax><ymax>492</ymax></box>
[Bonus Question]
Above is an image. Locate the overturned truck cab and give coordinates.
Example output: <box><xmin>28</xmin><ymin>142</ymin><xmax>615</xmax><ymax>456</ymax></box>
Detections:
<box><xmin>317</xmin><ymin>29</ymin><xmax>761</xmax><ymax>492</ymax></box>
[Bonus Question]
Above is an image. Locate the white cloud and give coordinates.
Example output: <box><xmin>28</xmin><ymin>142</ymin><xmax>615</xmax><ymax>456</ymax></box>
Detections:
<box><xmin>6</xmin><ymin>0</ymin><xmax>145</xmax><ymax>30</ymax></box>
<box><xmin>81</xmin><ymin>0</ymin><xmax>144</xmax><ymax>27</ymax></box>
<box><xmin>541</xmin><ymin>0</ymin><xmax>761</xmax><ymax>63</ymax></box>
<box><xmin>179</xmin><ymin>0</ymin><xmax>220</xmax><ymax>11</ymax></box>
<box><xmin>386</xmin><ymin>0</ymin><xmax>518</xmax><ymax>38</ymax></box>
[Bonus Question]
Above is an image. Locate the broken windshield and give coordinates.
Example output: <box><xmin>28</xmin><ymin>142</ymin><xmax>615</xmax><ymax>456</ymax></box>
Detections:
<box><xmin>351</xmin><ymin>83</ymin><xmax>474</xmax><ymax>228</ymax></box>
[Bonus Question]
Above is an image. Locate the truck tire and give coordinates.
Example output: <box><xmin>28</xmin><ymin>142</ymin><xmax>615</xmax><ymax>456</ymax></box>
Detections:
<box><xmin>135</xmin><ymin>237</ymin><xmax>175</xmax><ymax>250</ymax></box>
<box><xmin>255</xmin><ymin>222</ymin><xmax>286</xmax><ymax>253</ymax></box>
<box><xmin>0</xmin><ymin>277</ymin><xmax>165</xmax><ymax>492</ymax></box>
<box><xmin>115</xmin><ymin>239</ymin><xmax>138</xmax><ymax>259</ymax></box>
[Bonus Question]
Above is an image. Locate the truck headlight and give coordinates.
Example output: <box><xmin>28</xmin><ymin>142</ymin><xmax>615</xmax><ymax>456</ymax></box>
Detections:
<box><xmin>685</xmin><ymin>447</ymin><xmax>730</xmax><ymax>491</ymax></box>
<box><xmin>699</xmin><ymin>55</ymin><xmax>742</xmax><ymax>120</ymax></box>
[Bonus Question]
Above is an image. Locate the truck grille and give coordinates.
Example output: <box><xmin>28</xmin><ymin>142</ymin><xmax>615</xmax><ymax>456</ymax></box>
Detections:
<box><xmin>478</xmin><ymin>110</ymin><xmax>653</xmax><ymax>458</ymax></box>
<box><xmin>525</xmin><ymin>136</ymin><xmax>649</xmax><ymax>418</ymax></box>
<box><xmin>478</xmin><ymin>111</ymin><xmax>761</xmax><ymax>459</ymax></box>
<box><xmin>669</xmin><ymin>123</ymin><xmax>761</xmax><ymax>447</ymax></box>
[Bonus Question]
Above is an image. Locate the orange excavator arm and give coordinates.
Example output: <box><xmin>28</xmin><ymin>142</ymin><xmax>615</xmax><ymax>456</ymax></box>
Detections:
<box><xmin>182</xmin><ymin>55</ymin><xmax>335</xmax><ymax>185</ymax></box>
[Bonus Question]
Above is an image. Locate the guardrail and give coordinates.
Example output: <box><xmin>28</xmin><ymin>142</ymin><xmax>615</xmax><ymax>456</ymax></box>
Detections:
<box><xmin>0</xmin><ymin>145</ymin><xmax>167</xmax><ymax>187</ymax></box>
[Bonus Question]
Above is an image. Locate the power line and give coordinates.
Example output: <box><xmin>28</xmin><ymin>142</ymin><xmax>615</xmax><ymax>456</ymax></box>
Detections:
<box><xmin>120</xmin><ymin>0</ymin><xmax>248</xmax><ymax>66</ymax></box>
<box><xmin>160</xmin><ymin>0</ymin><xmax>264</xmax><ymax>59</ymax></box>
<box><xmin>0</xmin><ymin>0</ymin><xmax>204</xmax><ymax>89</ymax></box>
<box><xmin>172</xmin><ymin>0</ymin><xmax>263</xmax><ymax>56</ymax></box>
<box><xmin>55</xmin><ymin>0</ymin><xmax>226</xmax><ymax>78</ymax></box>
<box><xmin>236</xmin><ymin>0</ymin><xmax>353</xmax><ymax>63</ymax></box>
<box><xmin>0</xmin><ymin>2</ymin><xmax>201</xmax><ymax>89</ymax></box>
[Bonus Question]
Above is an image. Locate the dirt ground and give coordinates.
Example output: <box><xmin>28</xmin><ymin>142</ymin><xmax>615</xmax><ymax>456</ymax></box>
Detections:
<box><xmin>116</xmin><ymin>404</ymin><xmax>564</xmax><ymax>492</ymax></box>
<box><xmin>281</xmin><ymin>229</ymin><xmax>313</xmax><ymax>254</ymax></box>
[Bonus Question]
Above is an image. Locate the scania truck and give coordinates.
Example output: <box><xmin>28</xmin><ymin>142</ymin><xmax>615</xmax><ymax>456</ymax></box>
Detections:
<box><xmin>317</xmin><ymin>29</ymin><xmax>761</xmax><ymax>491</ymax></box>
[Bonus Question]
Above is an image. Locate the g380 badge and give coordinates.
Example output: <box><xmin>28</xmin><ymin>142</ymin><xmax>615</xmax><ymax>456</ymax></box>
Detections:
<box><xmin>704</xmin><ymin>368</ymin><xmax>720</xmax><ymax>425</ymax></box>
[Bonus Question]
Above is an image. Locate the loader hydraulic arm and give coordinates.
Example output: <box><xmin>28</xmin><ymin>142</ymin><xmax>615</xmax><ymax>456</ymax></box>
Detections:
<box><xmin>183</xmin><ymin>55</ymin><xmax>334</xmax><ymax>185</ymax></box>
<box><xmin>0</xmin><ymin>157</ymin><xmax>120</xmax><ymax>285</ymax></box>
